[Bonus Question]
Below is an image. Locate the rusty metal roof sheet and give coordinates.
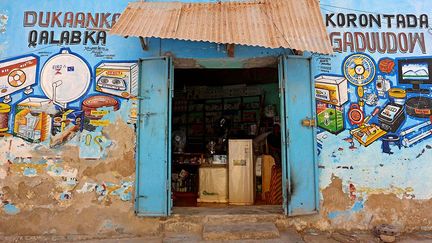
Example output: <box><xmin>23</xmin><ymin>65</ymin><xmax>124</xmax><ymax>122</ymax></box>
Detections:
<box><xmin>110</xmin><ymin>0</ymin><xmax>332</xmax><ymax>54</ymax></box>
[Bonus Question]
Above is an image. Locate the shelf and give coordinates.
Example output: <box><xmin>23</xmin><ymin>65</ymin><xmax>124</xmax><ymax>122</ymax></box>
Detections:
<box><xmin>200</xmin><ymin>164</ymin><xmax>227</xmax><ymax>168</ymax></box>
<box><xmin>173</xmin><ymin>152</ymin><xmax>203</xmax><ymax>155</ymax></box>
<box><xmin>172</xmin><ymin>94</ymin><xmax>263</xmax><ymax>153</ymax></box>
<box><xmin>173</xmin><ymin>162</ymin><xmax>201</xmax><ymax>166</ymax></box>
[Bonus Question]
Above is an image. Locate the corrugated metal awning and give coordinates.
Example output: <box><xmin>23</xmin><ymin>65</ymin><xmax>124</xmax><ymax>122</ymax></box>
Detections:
<box><xmin>110</xmin><ymin>0</ymin><xmax>333</xmax><ymax>54</ymax></box>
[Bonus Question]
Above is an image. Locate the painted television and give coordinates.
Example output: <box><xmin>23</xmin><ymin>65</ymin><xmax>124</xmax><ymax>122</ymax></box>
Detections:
<box><xmin>397</xmin><ymin>58</ymin><xmax>432</xmax><ymax>94</ymax></box>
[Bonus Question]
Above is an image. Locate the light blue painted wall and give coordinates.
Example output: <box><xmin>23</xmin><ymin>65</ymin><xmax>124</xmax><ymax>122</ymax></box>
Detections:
<box><xmin>315</xmin><ymin>0</ymin><xmax>432</xmax><ymax>224</ymax></box>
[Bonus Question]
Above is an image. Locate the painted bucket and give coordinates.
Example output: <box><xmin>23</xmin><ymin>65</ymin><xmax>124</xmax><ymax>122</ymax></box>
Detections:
<box><xmin>0</xmin><ymin>103</ymin><xmax>11</xmax><ymax>132</ymax></box>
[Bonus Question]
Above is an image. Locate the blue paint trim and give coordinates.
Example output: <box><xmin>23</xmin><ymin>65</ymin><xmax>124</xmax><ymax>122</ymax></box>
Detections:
<box><xmin>278</xmin><ymin>56</ymin><xmax>289</xmax><ymax>215</ymax></box>
<box><xmin>134</xmin><ymin>58</ymin><xmax>144</xmax><ymax>215</ymax></box>
<box><xmin>167</xmin><ymin>57</ymin><xmax>173</xmax><ymax>215</ymax></box>
<box><xmin>308</xmin><ymin>57</ymin><xmax>320</xmax><ymax>213</ymax></box>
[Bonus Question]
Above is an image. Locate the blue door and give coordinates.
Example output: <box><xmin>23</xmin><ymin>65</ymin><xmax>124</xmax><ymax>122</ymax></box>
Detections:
<box><xmin>279</xmin><ymin>55</ymin><xmax>319</xmax><ymax>216</ymax></box>
<box><xmin>136</xmin><ymin>57</ymin><xmax>173</xmax><ymax>216</ymax></box>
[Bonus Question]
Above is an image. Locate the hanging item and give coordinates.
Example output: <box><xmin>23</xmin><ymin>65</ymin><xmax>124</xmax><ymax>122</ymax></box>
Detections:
<box><xmin>343</xmin><ymin>53</ymin><xmax>376</xmax><ymax>109</ymax></box>
<box><xmin>264</xmin><ymin>105</ymin><xmax>276</xmax><ymax>118</ymax></box>
<box><xmin>172</xmin><ymin>130</ymin><xmax>186</xmax><ymax>153</ymax></box>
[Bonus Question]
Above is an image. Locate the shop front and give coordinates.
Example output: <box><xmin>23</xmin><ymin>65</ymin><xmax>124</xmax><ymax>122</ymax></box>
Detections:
<box><xmin>2</xmin><ymin>0</ymin><xmax>432</xmax><ymax>237</ymax></box>
<box><xmin>109</xmin><ymin>0</ymin><xmax>332</xmax><ymax>216</ymax></box>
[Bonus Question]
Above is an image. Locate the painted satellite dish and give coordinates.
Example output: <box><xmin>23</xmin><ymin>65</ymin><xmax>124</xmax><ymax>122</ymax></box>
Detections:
<box><xmin>40</xmin><ymin>48</ymin><xmax>91</xmax><ymax>108</ymax></box>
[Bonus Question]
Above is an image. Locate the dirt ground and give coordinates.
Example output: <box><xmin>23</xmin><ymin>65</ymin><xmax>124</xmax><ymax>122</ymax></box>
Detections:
<box><xmin>2</xmin><ymin>230</ymin><xmax>432</xmax><ymax>243</ymax></box>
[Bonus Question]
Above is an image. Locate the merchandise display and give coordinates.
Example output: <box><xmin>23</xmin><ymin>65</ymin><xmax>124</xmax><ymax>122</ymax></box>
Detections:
<box><xmin>170</xmin><ymin>81</ymin><xmax>281</xmax><ymax>207</ymax></box>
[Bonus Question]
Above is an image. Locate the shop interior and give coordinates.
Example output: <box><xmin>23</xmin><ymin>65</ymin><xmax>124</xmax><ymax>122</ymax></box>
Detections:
<box><xmin>171</xmin><ymin>67</ymin><xmax>283</xmax><ymax>208</ymax></box>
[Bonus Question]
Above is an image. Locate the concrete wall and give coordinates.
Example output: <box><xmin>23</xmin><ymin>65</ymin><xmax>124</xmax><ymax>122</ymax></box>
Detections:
<box><xmin>0</xmin><ymin>0</ymin><xmax>431</xmax><ymax>237</ymax></box>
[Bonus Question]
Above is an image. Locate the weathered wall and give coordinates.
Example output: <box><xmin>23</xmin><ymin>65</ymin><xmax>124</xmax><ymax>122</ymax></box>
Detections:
<box><xmin>0</xmin><ymin>0</ymin><xmax>281</xmax><ymax>236</ymax></box>
<box><xmin>1</xmin><ymin>0</ymin><xmax>432</xmax><ymax>237</ymax></box>
<box><xmin>314</xmin><ymin>0</ymin><xmax>432</xmax><ymax>231</ymax></box>
<box><xmin>0</xmin><ymin>0</ymin><xmax>156</xmax><ymax>236</ymax></box>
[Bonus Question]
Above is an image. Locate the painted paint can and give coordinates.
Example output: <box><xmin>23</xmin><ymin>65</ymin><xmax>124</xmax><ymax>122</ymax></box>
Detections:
<box><xmin>388</xmin><ymin>88</ymin><xmax>406</xmax><ymax>105</ymax></box>
<box><xmin>0</xmin><ymin>103</ymin><xmax>11</xmax><ymax>132</ymax></box>
<box><xmin>82</xmin><ymin>95</ymin><xmax>120</xmax><ymax>119</ymax></box>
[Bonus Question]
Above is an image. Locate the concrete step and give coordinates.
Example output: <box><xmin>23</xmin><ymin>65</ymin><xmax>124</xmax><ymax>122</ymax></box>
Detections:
<box><xmin>202</xmin><ymin>222</ymin><xmax>280</xmax><ymax>241</ymax></box>
<box><xmin>204</xmin><ymin>214</ymin><xmax>283</xmax><ymax>225</ymax></box>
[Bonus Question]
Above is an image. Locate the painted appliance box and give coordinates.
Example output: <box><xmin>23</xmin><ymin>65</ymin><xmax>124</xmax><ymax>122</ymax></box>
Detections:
<box><xmin>95</xmin><ymin>62</ymin><xmax>138</xmax><ymax>99</ymax></box>
<box><xmin>316</xmin><ymin>101</ymin><xmax>345</xmax><ymax>134</ymax></box>
<box><xmin>13</xmin><ymin>97</ymin><xmax>52</xmax><ymax>143</ymax></box>
<box><xmin>315</xmin><ymin>75</ymin><xmax>348</xmax><ymax>106</ymax></box>
<box><xmin>0</xmin><ymin>55</ymin><xmax>38</xmax><ymax>98</ymax></box>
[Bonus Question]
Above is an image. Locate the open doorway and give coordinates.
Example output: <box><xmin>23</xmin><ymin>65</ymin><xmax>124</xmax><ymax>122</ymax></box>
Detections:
<box><xmin>170</xmin><ymin>67</ymin><xmax>283</xmax><ymax>209</ymax></box>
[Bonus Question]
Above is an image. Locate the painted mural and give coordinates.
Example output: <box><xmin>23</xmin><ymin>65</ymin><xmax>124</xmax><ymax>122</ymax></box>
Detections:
<box><xmin>1</xmin><ymin>0</ymin><xmax>432</xmax><ymax>236</ymax></box>
<box><xmin>0</xmin><ymin>1</ymin><xmax>144</xmax><ymax>223</ymax></box>
<box><xmin>314</xmin><ymin>0</ymin><xmax>432</xmax><ymax>228</ymax></box>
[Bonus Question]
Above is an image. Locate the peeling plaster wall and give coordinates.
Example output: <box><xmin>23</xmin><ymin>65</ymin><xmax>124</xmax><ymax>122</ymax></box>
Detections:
<box><xmin>313</xmin><ymin>0</ymin><xmax>432</xmax><ymax>232</ymax></box>
<box><xmin>0</xmin><ymin>0</ymin><xmax>283</xmax><ymax>237</ymax></box>
<box><xmin>0</xmin><ymin>0</ymin><xmax>157</xmax><ymax>236</ymax></box>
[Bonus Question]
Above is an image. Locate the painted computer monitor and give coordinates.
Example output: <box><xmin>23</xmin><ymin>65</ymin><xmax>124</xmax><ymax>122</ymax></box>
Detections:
<box><xmin>397</xmin><ymin>58</ymin><xmax>432</xmax><ymax>94</ymax></box>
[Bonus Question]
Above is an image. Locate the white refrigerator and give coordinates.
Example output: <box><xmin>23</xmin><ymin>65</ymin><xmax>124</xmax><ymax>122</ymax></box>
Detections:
<box><xmin>228</xmin><ymin>139</ymin><xmax>254</xmax><ymax>205</ymax></box>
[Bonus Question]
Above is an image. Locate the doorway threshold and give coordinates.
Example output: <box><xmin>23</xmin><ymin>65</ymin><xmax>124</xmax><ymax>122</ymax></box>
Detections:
<box><xmin>172</xmin><ymin>205</ymin><xmax>283</xmax><ymax>216</ymax></box>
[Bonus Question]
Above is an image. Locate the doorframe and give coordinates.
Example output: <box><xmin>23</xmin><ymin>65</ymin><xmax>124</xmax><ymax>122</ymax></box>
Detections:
<box><xmin>165</xmin><ymin>56</ymin><xmax>319</xmax><ymax>215</ymax></box>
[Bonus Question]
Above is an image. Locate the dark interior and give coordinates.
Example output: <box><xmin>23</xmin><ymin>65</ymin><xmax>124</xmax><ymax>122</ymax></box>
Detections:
<box><xmin>171</xmin><ymin>67</ymin><xmax>282</xmax><ymax>208</ymax></box>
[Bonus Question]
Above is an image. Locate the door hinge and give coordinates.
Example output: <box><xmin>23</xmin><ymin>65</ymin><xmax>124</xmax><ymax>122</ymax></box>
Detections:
<box><xmin>166</xmin><ymin>180</ymin><xmax>170</xmax><ymax>191</ymax></box>
<box><xmin>286</xmin><ymin>130</ymin><xmax>290</xmax><ymax>146</ymax></box>
<box><xmin>138</xmin><ymin>112</ymin><xmax>157</xmax><ymax>118</ymax></box>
